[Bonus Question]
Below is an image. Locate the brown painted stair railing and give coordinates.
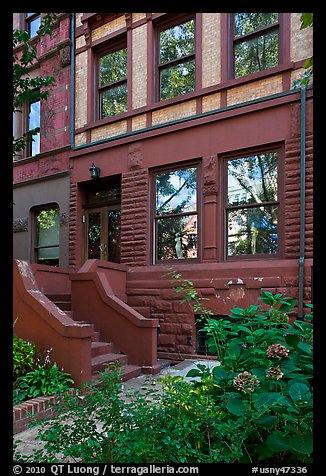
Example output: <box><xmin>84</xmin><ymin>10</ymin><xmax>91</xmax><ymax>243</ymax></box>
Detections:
<box><xmin>13</xmin><ymin>259</ymin><xmax>161</xmax><ymax>386</ymax></box>
<box><xmin>44</xmin><ymin>292</ymin><xmax>144</xmax><ymax>382</ymax></box>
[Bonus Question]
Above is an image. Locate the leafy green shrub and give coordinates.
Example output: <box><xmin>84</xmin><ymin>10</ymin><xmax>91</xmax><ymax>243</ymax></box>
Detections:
<box><xmin>13</xmin><ymin>334</ymin><xmax>38</xmax><ymax>380</ymax></box>
<box><xmin>14</xmin><ymin>275</ymin><xmax>313</xmax><ymax>464</ymax></box>
<box><xmin>168</xmin><ymin>270</ymin><xmax>313</xmax><ymax>463</ymax></box>
<box><xmin>13</xmin><ymin>363</ymin><xmax>74</xmax><ymax>405</ymax></box>
<box><xmin>13</xmin><ymin>332</ymin><xmax>74</xmax><ymax>405</ymax></box>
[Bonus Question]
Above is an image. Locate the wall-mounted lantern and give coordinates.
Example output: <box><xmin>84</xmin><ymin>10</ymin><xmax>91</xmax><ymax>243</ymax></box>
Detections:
<box><xmin>89</xmin><ymin>162</ymin><xmax>101</xmax><ymax>179</ymax></box>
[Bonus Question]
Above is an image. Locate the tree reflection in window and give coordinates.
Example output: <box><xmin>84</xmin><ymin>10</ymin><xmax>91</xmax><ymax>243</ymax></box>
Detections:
<box><xmin>159</xmin><ymin>19</ymin><xmax>195</xmax><ymax>100</ymax></box>
<box><xmin>232</xmin><ymin>13</ymin><xmax>279</xmax><ymax>78</ymax></box>
<box><xmin>99</xmin><ymin>47</ymin><xmax>127</xmax><ymax>118</ymax></box>
<box><xmin>226</xmin><ymin>152</ymin><xmax>279</xmax><ymax>257</ymax></box>
<box><xmin>155</xmin><ymin>166</ymin><xmax>198</xmax><ymax>261</ymax></box>
<box><xmin>35</xmin><ymin>207</ymin><xmax>59</xmax><ymax>266</ymax></box>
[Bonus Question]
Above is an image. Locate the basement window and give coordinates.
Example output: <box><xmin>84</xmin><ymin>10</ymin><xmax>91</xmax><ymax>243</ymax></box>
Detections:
<box><xmin>33</xmin><ymin>205</ymin><xmax>60</xmax><ymax>266</ymax></box>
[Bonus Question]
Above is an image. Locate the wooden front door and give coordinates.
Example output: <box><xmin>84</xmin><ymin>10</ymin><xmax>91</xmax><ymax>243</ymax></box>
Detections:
<box><xmin>84</xmin><ymin>206</ymin><xmax>121</xmax><ymax>263</ymax></box>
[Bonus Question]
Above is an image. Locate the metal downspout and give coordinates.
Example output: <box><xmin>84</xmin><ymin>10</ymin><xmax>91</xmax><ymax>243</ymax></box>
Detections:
<box><xmin>69</xmin><ymin>13</ymin><xmax>75</xmax><ymax>148</ymax></box>
<box><xmin>298</xmin><ymin>86</ymin><xmax>306</xmax><ymax>320</ymax></box>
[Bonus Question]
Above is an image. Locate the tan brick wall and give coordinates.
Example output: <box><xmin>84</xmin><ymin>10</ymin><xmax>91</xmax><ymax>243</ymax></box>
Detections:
<box><xmin>132</xmin><ymin>114</ymin><xmax>147</xmax><ymax>131</ymax></box>
<box><xmin>92</xmin><ymin>16</ymin><xmax>126</xmax><ymax>42</ymax></box>
<box><xmin>152</xmin><ymin>100</ymin><xmax>197</xmax><ymax>126</ymax></box>
<box><xmin>290</xmin><ymin>13</ymin><xmax>313</xmax><ymax>63</ymax></box>
<box><xmin>75</xmin><ymin>13</ymin><xmax>83</xmax><ymax>28</ymax></box>
<box><xmin>91</xmin><ymin>120</ymin><xmax>127</xmax><ymax>142</ymax></box>
<box><xmin>132</xmin><ymin>13</ymin><xmax>146</xmax><ymax>23</ymax></box>
<box><xmin>76</xmin><ymin>35</ymin><xmax>86</xmax><ymax>49</ymax></box>
<box><xmin>202</xmin><ymin>92</ymin><xmax>221</xmax><ymax>113</ymax></box>
<box><xmin>132</xmin><ymin>24</ymin><xmax>147</xmax><ymax>109</ymax></box>
<box><xmin>202</xmin><ymin>13</ymin><xmax>221</xmax><ymax>88</ymax></box>
<box><xmin>227</xmin><ymin>75</ymin><xmax>283</xmax><ymax>106</ymax></box>
<box><xmin>75</xmin><ymin>51</ymin><xmax>88</xmax><ymax>129</ymax></box>
<box><xmin>74</xmin><ymin>132</ymin><xmax>87</xmax><ymax>146</ymax></box>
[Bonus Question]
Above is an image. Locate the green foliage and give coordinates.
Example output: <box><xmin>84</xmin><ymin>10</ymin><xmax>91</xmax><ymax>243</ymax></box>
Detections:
<box><xmin>169</xmin><ymin>273</ymin><xmax>313</xmax><ymax>463</ymax></box>
<box><xmin>13</xmin><ymin>334</ymin><xmax>38</xmax><ymax>380</ymax></box>
<box><xmin>14</xmin><ymin>277</ymin><xmax>313</xmax><ymax>464</ymax></box>
<box><xmin>13</xmin><ymin>364</ymin><xmax>74</xmax><ymax>405</ymax></box>
<box><xmin>13</xmin><ymin>13</ymin><xmax>58</xmax><ymax>156</ymax></box>
<box><xmin>13</xmin><ymin>333</ymin><xmax>74</xmax><ymax>405</ymax></box>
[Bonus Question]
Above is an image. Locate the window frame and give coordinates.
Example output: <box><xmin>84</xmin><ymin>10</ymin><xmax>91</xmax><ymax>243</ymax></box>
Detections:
<box><xmin>222</xmin><ymin>144</ymin><xmax>284</xmax><ymax>261</ymax></box>
<box><xmin>151</xmin><ymin>161</ymin><xmax>201</xmax><ymax>265</ymax></box>
<box><xmin>95</xmin><ymin>37</ymin><xmax>128</xmax><ymax>120</ymax></box>
<box><xmin>229</xmin><ymin>13</ymin><xmax>283</xmax><ymax>80</ymax></box>
<box><xmin>25</xmin><ymin>13</ymin><xmax>41</xmax><ymax>38</ymax></box>
<box><xmin>26</xmin><ymin>98</ymin><xmax>41</xmax><ymax>157</ymax></box>
<box><xmin>155</xmin><ymin>14</ymin><xmax>196</xmax><ymax>102</ymax></box>
<box><xmin>32</xmin><ymin>203</ymin><xmax>60</xmax><ymax>266</ymax></box>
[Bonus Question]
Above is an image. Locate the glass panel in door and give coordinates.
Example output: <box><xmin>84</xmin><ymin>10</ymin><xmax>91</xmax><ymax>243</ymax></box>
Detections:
<box><xmin>87</xmin><ymin>211</ymin><xmax>101</xmax><ymax>259</ymax></box>
<box><xmin>107</xmin><ymin>209</ymin><xmax>121</xmax><ymax>263</ymax></box>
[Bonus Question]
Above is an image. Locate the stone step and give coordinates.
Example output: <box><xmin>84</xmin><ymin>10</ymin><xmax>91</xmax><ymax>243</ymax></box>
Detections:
<box><xmin>91</xmin><ymin>363</ymin><xmax>142</xmax><ymax>384</ymax></box>
<box><xmin>91</xmin><ymin>341</ymin><xmax>114</xmax><ymax>357</ymax></box>
<box><xmin>53</xmin><ymin>301</ymin><xmax>71</xmax><ymax>311</ymax></box>
<box><xmin>91</xmin><ymin>353</ymin><xmax>128</xmax><ymax>374</ymax></box>
<box><xmin>45</xmin><ymin>293</ymin><xmax>71</xmax><ymax>302</ymax></box>
<box><xmin>91</xmin><ymin>331</ymin><xmax>100</xmax><ymax>342</ymax></box>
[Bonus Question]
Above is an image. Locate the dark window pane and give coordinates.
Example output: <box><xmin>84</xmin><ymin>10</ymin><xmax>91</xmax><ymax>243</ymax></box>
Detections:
<box><xmin>88</xmin><ymin>187</ymin><xmax>121</xmax><ymax>203</ymax></box>
<box><xmin>227</xmin><ymin>152</ymin><xmax>278</xmax><ymax>205</ymax></box>
<box><xmin>157</xmin><ymin>214</ymin><xmax>198</xmax><ymax>260</ymax></box>
<box><xmin>160</xmin><ymin>59</ymin><xmax>195</xmax><ymax>100</ymax></box>
<box><xmin>234</xmin><ymin>30</ymin><xmax>278</xmax><ymax>77</ymax></box>
<box><xmin>88</xmin><ymin>212</ymin><xmax>101</xmax><ymax>260</ymax></box>
<box><xmin>107</xmin><ymin>210</ymin><xmax>121</xmax><ymax>263</ymax></box>
<box><xmin>234</xmin><ymin>13</ymin><xmax>278</xmax><ymax>37</ymax></box>
<box><xmin>100</xmin><ymin>83</ymin><xmax>127</xmax><ymax>118</ymax></box>
<box><xmin>156</xmin><ymin>167</ymin><xmax>197</xmax><ymax>215</ymax></box>
<box><xmin>227</xmin><ymin>205</ymin><xmax>278</xmax><ymax>255</ymax></box>
<box><xmin>99</xmin><ymin>48</ymin><xmax>127</xmax><ymax>86</ymax></box>
<box><xmin>160</xmin><ymin>19</ymin><xmax>194</xmax><ymax>63</ymax></box>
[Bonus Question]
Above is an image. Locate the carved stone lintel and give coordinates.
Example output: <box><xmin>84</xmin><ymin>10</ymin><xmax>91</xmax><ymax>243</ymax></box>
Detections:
<box><xmin>13</xmin><ymin>217</ymin><xmax>28</xmax><ymax>233</ymax></box>
<box><xmin>128</xmin><ymin>142</ymin><xmax>143</xmax><ymax>170</ymax></box>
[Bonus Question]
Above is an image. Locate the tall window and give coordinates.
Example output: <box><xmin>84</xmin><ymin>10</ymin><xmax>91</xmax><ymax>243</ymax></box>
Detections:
<box><xmin>225</xmin><ymin>149</ymin><xmax>280</xmax><ymax>258</ymax></box>
<box><xmin>158</xmin><ymin>18</ymin><xmax>195</xmax><ymax>100</ymax></box>
<box><xmin>34</xmin><ymin>206</ymin><xmax>60</xmax><ymax>266</ymax></box>
<box><xmin>98</xmin><ymin>45</ymin><xmax>127</xmax><ymax>119</ymax></box>
<box><xmin>25</xmin><ymin>13</ymin><xmax>41</xmax><ymax>38</ymax></box>
<box><xmin>231</xmin><ymin>13</ymin><xmax>280</xmax><ymax>78</ymax></box>
<box><xmin>153</xmin><ymin>165</ymin><xmax>199</xmax><ymax>262</ymax></box>
<box><xmin>27</xmin><ymin>99</ymin><xmax>40</xmax><ymax>156</ymax></box>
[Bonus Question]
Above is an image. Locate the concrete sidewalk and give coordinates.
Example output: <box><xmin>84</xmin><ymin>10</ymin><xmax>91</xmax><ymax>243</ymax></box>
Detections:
<box><xmin>14</xmin><ymin>359</ymin><xmax>220</xmax><ymax>460</ymax></box>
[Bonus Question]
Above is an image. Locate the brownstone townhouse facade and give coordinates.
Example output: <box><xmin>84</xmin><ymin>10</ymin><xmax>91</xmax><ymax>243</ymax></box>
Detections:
<box><xmin>13</xmin><ymin>13</ymin><xmax>313</xmax><ymax>381</ymax></box>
